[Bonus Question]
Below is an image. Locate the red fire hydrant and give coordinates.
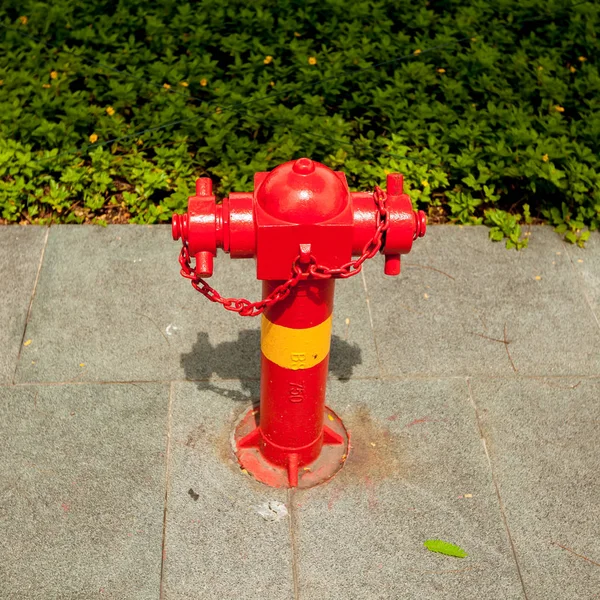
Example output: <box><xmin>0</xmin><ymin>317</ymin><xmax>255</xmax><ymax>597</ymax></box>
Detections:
<box><xmin>173</xmin><ymin>158</ymin><xmax>426</xmax><ymax>488</ymax></box>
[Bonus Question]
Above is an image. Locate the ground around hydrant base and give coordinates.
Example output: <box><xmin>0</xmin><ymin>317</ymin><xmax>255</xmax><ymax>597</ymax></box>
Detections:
<box><xmin>0</xmin><ymin>225</ymin><xmax>599</xmax><ymax>599</ymax></box>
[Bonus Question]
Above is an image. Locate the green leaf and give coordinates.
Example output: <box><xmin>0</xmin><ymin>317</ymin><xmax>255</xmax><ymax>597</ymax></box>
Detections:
<box><xmin>489</xmin><ymin>228</ymin><xmax>504</xmax><ymax>241</ymax></box>
<box><xmin>1</xmin><ymin>0</ymin><xmax>599</xmax><ymax>233</ymax></box>
<box><xmin>423</xmin><ymin>539</ymin><xmax>468</xmax><ymax>558</ymax></box>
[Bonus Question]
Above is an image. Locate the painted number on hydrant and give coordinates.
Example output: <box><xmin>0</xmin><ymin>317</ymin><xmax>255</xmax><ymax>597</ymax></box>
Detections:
<box><xmin>290</xmin><ymin>353</ymin><xmax>306</xmax><ymax>370</ymax></box>
<box><xmin>289</xmin><ymin>382</ymin><xmax>304</xmax><ymax>403</ymax></box>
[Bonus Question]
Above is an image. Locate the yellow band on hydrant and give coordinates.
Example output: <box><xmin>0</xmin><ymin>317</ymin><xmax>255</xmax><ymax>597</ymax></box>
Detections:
<box><xmin>261</xmin><ymin>315</ymin><xmax>332</xmax><ymax>370</ymax></box>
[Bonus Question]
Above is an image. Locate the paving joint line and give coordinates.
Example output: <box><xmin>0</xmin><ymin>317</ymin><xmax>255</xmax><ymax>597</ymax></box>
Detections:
<box><xmin>159</xmin><ymin>381</ymin><xmax>175</xmax><ymax>599</ymax></box>
<box><xmin>466</xmin><ymin>377</ymin><xmax>530</xmax><ymax>600</ymax></box>
<box><xmin>4</xmin><ymin>374</ymin><xmax>600</xmax><ymax>389</ymax></box>
<box><xmin>360</xmin><ymin>267</ymin><xmax>384</xmax><ymax>378</ymax></box>
<box><xmin>287</xmin><ymin>488</ymin><xmax>301</xmax><ymax>600</ymax></box>
<box><xmin>12</xmin><ymin>226</ymin><xmax>50</xmax><ymax>385</ymax></box>
<box><xmin>380</xmin><ymin>373</ymin><xmax>600</xmax><ymax>381</ymax></box>
<box><xmin>8</xmin><ymin>379</ymin><xmax>175</xmax><ymax>387</ymax></box>
<box><xmin>562</xmin><ymin>239</ymin><xmax>600</xmax><ymax>334</ymax></box>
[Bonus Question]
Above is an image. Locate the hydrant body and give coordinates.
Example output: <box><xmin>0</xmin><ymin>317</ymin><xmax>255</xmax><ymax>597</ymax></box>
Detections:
<box><xmin>235</xmin><ymin>277</ymin><xmax>346</xmax><ymax>488</ymax></box>
<box><xmin>173</xmin><ymin>158</ymin><xmax>426</xmax><ymax>488</ymax></box>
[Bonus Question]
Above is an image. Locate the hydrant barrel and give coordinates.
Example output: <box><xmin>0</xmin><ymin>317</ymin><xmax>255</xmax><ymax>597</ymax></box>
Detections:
<box><xmin>235</xmin><ymin>278</ymin><xmax>347</xmax><ymax>487</ymax></box>
<box><xmin>260</xmin><ymin>278</ymin><xmax>334</xmax><ymax>457</ymax></box>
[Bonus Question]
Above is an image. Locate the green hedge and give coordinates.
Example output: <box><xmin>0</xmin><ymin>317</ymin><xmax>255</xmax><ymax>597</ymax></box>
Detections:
<box><xmin>0</xmin><ymin>0</ymin><xmax>598</xmax><ymax>248</ymax></box>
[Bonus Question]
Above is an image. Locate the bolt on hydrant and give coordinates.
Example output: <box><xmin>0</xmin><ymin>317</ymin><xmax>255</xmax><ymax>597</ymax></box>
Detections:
<box><xmin>173</xmin><ymin>158</ymin><xmax>426</xmax><ymax>488</ymax></box>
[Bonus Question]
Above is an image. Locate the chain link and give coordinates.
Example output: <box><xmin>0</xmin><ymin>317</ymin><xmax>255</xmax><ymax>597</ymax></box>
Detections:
<box><xmin>178</xmin><ymin>186</ymin><xmax>389</xmax><ymax>317</ymax></box>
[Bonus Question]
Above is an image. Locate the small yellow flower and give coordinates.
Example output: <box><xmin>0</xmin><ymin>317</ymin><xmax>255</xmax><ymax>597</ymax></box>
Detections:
<box><xmin>570</xmin><ymin>66</ymin><xmax>577</xmax><ymax>73</ymax></box>
<box><xmin>215</xmin><ymin>107</ymin><xmax>222</xmax><ymax>114</ymax></box>
<box><xmin>421</xmin><ymin>180</ymin><xmax>429</xmax><ymax>187</ymax></box>
<box><xmin>50</xmin><ymin>70</ymin><xmax>58</xmax><ymax>80</ymax></box>
<box><xmin>0</xmin><ymin>80</ymin><xmax>4</xmax><ymax>86</ymax></box>
<box><xmin>270</xmin><ymin>81</ymin><xmax>275</xmax><ymax>87</ymax></box>
<box><xmin>554</xmin><ymin>105</ymin><xmax>565</xmax><ymax>112</ymax></box>
<box><xmin>179</xmin><ymin>81</ymin><xmax>189</xmax><ymax>87</ymax></box>
<box><xmin>308</xmin><ymin>56</ymin><xmax>317</xmax><ymax>65</ymax></box>
<box><xmin>42</xmin><ymin>83</ymin><xmax>51</xmax><ymax>88</ymax></box>
<box><xmin>106</xmin><ymin>106</ymin><xmax>115</xmax><ymax>116</ymax></box>
<box><xmin>537</xmin><ymin>65</ymin><xmax>543</xmax><ymax>70</ymax></box>
<box><xmin>294</xmin><ymin>32</ymin><xmax>301</xmax><ymax>37</ymax></box>
<box><xmin>437</xmin><ymin>68</ymin><xmax>446</xmax><ymax>73</ymax></box>
<box><xmin>163</xmin><ymin>82</ymin><xmax>171</xmax><ymax>89</ymax></box>
<box><xmin>264</xmin><ymin>55</ymin><xmax>273</xmax><ymax>64</ymax></box>
<box><xmin>137</xmin><ymin>139</ymin><xmax>143</xmax><ymax>146</ymax></box>
<box><xmin>578</xmin><ymin>56</ymin><xmax>587</xmax><ymax>62</ymax></box>
<box><xmin>413</xmin><ymin>49</ymin><xmax>422</xmax><ymax>55</ymax></box>
<box><xmin>200</xmin><ymin>78</ymin><xmax>208</xmax><ymax>87</ymax></box>
<box><xmin>89</xmin><ymin>133</ymin><xmax>98</xmax><ymax>144</ymax></box>
<box><xmin>542</xmin><ymin>154</ymin><xmax>549</xmax><ymax>162</ymax></box>
<box><xmin>19</xmin><ymin>16</ymin><xmax>28</xmax><ymax>25</ymax></box>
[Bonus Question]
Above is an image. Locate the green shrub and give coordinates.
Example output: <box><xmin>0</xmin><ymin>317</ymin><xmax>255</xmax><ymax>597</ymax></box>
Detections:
<box><xmin>0</xmin><ymin>0</ymin><xmax>598</xmax><ymax>248</ymax></box>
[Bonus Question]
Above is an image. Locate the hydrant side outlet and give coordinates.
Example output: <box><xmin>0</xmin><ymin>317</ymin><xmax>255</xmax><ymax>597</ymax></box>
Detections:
<box><xmin>174</xmin><ymin>158</ymin><xmax>426</xmax><ymax>488</ymax></box>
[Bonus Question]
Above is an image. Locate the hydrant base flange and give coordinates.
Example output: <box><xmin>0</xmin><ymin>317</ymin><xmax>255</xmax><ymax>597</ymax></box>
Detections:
<box><xmin>233</xmin><ymin>406</ymin><xmax>349</xmax><ymax>489</ymax></box>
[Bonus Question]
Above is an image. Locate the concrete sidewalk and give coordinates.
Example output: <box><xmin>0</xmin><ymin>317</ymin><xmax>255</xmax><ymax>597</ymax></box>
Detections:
<box><xmin>1</xmin><ymin>224</ymin><xmax>599</xmax><ymax>599</ymax></box>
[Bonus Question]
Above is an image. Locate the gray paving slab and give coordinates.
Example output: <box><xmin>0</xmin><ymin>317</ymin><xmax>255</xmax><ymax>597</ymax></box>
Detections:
<box><xmin>565</xmin><ymin>231</ymin><xmax>600</xmax><ymax>329</ymax></box>
<box><xmin>364</xmin><ymin>225</ymin><xmax>600</xmax><ymax>377</ymax></box>
<box><xmin>470</xmin><ymin>376</ymin><xmax>600</xmax><ymax>600</ymax></box>
<box><xmin>15</xmin><ymin>225</ymin><xmax>376</xmax><ymax>384</ymax></box>
<box><xmin>0</xmin><ymin>382</ymin><xmax>169</xmax><ymax>599</ymax></box>
<box><xmin>162</xmin><ymin>380</ymin><xmax>294</xmax><ymax>600</ymax></box>
<box><xmin>0</xmin><ymin>226</ymin><xmax>47</xmax><ymax>384</ymax></box>
<box><xmin>4</xmin><ymin>223</ymin><xmax>599</xmax><ymax>599</ymax></box>
<box><xmin>292</xmin><ymin>378</ymin><xmax>524</xmax><ymax>600</ymax></box>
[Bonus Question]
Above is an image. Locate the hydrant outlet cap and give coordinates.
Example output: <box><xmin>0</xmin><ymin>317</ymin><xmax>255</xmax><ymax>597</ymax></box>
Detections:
<box><xmin>292</xmin><ymin>158</ymin><xmax>315</xmax><ymax>174</ymax></box>
<box><xmin>172</xmin><ymin>213</ymin><xmax>182</xmax><ymax>240</ymax></box>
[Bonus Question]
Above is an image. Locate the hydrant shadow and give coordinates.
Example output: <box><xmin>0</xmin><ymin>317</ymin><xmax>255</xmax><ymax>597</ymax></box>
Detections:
<box><xmin>181</xmin><ymin>330</ymin><xmax>362</xmax><ymax>404</ymax></box>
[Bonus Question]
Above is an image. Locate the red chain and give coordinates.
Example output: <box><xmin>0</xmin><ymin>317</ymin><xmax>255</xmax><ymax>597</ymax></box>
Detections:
<box><xmin>178</xmin><ymin>186</ymin><xmax>389</xmax><ymax>317</ymax></box>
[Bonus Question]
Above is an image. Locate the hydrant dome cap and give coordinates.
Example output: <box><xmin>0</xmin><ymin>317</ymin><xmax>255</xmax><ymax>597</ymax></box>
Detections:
<box><xmin>257</xmin><ymin>158</ymin><xmax>348</xmax><ymax>224</ymax></box>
